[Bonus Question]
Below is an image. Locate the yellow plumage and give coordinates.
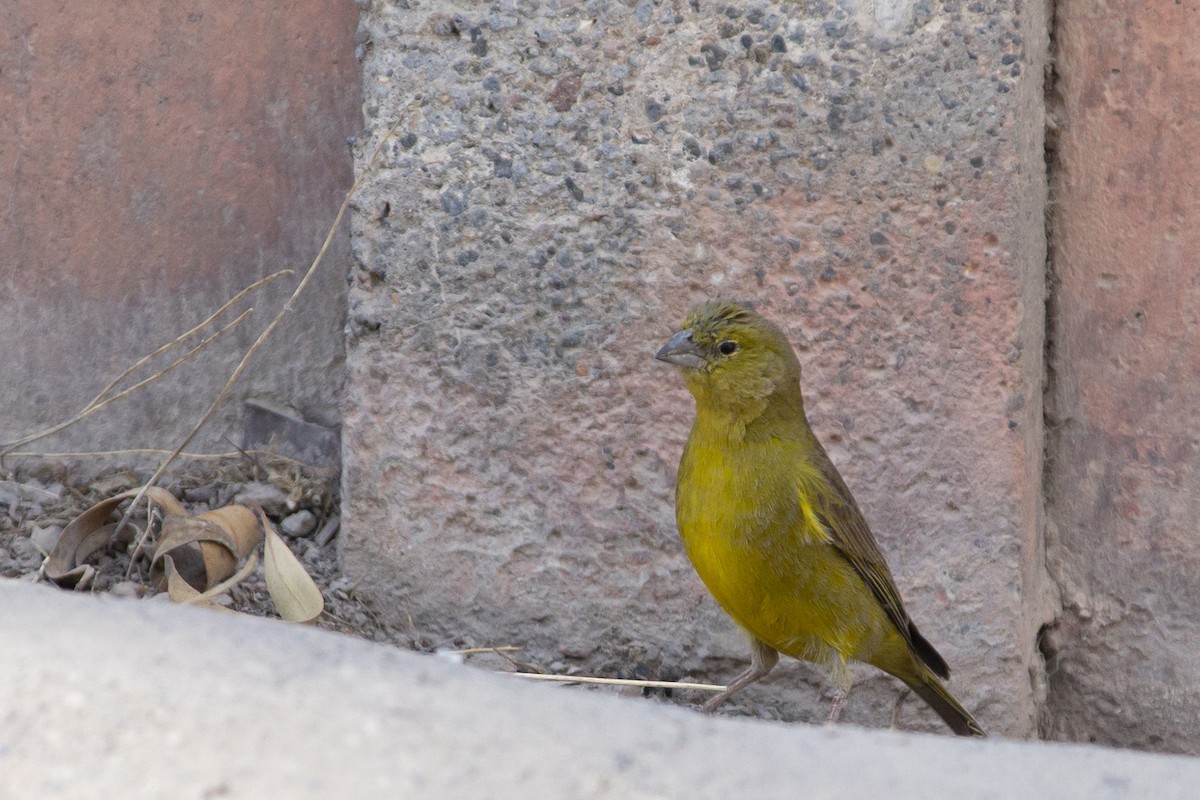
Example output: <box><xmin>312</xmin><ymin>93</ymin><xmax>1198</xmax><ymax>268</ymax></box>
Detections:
<box><xmin>657</xmin><ymin>299</ymin><xmax>984</xmax><ymax>736</ymax></box>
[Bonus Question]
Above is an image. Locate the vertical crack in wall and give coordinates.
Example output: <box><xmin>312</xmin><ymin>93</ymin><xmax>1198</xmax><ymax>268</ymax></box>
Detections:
<box><xmin>1037</xmin><ymin>0</ymin><xmax>1067</xmax><ymax>740</ymax></box>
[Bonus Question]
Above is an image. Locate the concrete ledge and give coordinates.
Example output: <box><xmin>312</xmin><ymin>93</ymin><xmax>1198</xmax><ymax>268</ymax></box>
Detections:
<box><xmin>0</xmin><ymin>580</ymin><xmax>1194</xmax><ymax>798</ymax></box>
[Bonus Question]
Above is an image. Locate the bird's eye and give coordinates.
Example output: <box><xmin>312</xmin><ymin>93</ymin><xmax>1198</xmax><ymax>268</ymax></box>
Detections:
<box><xmin>718</xmin><ymin>340</ymin><xmax>739</xmax><ymax>356</ymax></box>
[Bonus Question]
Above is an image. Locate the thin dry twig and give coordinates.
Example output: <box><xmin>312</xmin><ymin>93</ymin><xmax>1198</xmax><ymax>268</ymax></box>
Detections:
<box><xmin>5</xmin><ymin>310</ymin><xmax>251</xmax><ymax>457</ymax></box>
<box><xmin>5</xmin><ymin>448</ymin><xmax>319</xmax><ymax>470</ymax></box>
<box><xmin>121</xmin><ymin>108</ymin><xmax>416</xmax><ymax>575</ymax></box>
<box><xmin>92</xmin><ymin>270</ymin><xmax>289</xmax><ymax>405</ymax></box>
<box><xmin>0</xmin><ymin>271</ymin><xmax>289</xmax><ymax>454</ymax></box>
<box><xmin>447</xmin><ymin>646</ymin><xmax>523</xmax><ymax>656</ymax></box>
<box><xmin>486</xmin><ymin>647</ymin><xmax>546</xmax><ymax>674</ymax></box>
<box><xmin>0</xmin><ymin>479</ymin><xmax>62</xmax><ymax>499</ymax></box>
<box><xmin>507</xmin><ymin>673</ymin><xmax>727</xmax><ymax>693</ymax></box>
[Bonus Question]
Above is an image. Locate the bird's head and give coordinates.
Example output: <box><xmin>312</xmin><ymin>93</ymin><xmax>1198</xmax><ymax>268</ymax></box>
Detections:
<box><xmin>655</xmin><ymin>299</ymin><xmax>803</xmax><ymax>420</ymax></box>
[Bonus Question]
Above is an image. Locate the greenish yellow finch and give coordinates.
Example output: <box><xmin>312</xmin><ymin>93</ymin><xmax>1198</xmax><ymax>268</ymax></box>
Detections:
<box><xmin>656</xmin><ymin>299</ymin><xmax>984</xmax><ymax>737</ymax></box>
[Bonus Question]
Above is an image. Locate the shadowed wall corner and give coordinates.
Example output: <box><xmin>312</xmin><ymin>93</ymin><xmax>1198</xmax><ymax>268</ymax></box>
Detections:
<box><xmin>0</xmin><ymin>2</ymin><xmax>361</xmax><ymax>459</ymax></box>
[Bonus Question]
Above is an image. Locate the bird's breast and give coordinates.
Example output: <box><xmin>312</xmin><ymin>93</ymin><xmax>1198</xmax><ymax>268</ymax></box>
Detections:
<box><xmin>676</xmin><ymin>433</ymin><xmax>811</xmax><ymax>601</ymax></box>
<box><xmin>675</xmin><ymin>428</ymin><xmax>883</xmax><ymax>659</ymax></box>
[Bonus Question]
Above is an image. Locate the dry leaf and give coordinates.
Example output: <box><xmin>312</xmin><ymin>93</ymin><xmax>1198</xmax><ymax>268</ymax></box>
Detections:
<box><xmin>45</xmin><ymin>485</ymin><xmax>188</xmax><ymax>588</ymax></box>
<box><xmin>163</xmin><ymin>554</ymin><xmax>228</xmax><ymax>612</ymax></box>
<box><xmin>45</xmin><ymin>490</ymin><xmax>135</xmax><ymax>588</ymax></box>
<box><xmin>46</xmin><ymin>482</ymin><xmax>325</xmax><ymax>624</ymax></box>
<box><xmin>44</xmin><ymin>482</ymin><xmax>187</xmax><ymax>587</ymax></box>
<box><xmin>259</xmin><ymin>509</ymin><xmax>324</xmax><ymax>623</ymax></box>
<box><xmin>199</xmin><ymin>550</ymin><xmax>261</xmax><ymax>601</ymax></box>
<box><xmin>142</xmin><ymin>486</ymin><xmax>189</xmax><ymax>517</ymax></box>
<box><xmin>150</xmin><ymin>503</ymin><xmax>261</xmax><ymax>592</ymax></box>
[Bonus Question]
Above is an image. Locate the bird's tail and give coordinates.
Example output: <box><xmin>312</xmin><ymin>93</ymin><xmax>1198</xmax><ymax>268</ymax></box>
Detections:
<box><xmin>906</xmin><ymin>673</ymin><xmax>986</xmax><ymax>737</ymax></box>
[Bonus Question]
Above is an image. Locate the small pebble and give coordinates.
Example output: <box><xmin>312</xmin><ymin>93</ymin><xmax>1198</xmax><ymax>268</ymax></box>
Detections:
<box><xmin>314</xmin><ymin>514</ymin><xmax>341</xmax><ymax>547</ymax></box>
<box><xmin>30</xmin><ymin>524</ymin><xmax>63</xmax><ymax>554</ymax></box>
<box><xmin>0</xmin><ymin>484</ymin><xmax>21</xmax><ymax>507</ymax></box>
<box><xmin>89</xmin><ymin>473</ymin><xmax>138</xmax><ymax>496</ymax></box>
<box><xmin>184</xmin><ymin>484</ymin><xmax>220</xmax><ymax>505</ymax></box>
<box><xmin>233</xmin><ymin>482</ymin><xmax>292</xmax><ymax>518</ymax></box>
<box><xmin>280</xmin><ymin>510</ymin><xmax>318</xmax><ymax>537</ymax></box>
<box><xmin>109</xmin><ymin>581</ymin><xmax>146</xmax><ymax>600</ymax></box>
<box><xmin>8</xmin><ymin>536</ymin><xmax>42</xmax><ymax>567</ymax></box>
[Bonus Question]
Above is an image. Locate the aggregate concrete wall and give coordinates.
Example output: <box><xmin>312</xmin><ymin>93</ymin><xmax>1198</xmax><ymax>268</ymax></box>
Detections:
<box><xmin>344</xmin><ymin>1</ymin><xmax>1052</xmax><ymax>737</ymax></box>
<box><xmin>0</xmin><ymin>3</ymin><xmax>360</xmax><ymax>456</ymax></box>
<box><xmin>1045</xmin><ymin>1</ymin><xmax>1200</xmax><ymax>755</ymax></box>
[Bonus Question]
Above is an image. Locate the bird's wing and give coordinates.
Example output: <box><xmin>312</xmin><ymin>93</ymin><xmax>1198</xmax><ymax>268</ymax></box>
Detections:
<box><xmin>807</xmin><ymin>452</ymin><xmax>951</xmax><ymax>678</ymax></box>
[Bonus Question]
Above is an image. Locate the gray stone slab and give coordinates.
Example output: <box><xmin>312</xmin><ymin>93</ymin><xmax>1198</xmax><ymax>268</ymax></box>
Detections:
<box><xmin>344</xmin><ymin>0</ymin><xmax>1051</xmax><ymax>737</ymax></box>
<box><xmin>0</xmin><ymin>580</ymin><xmax>1195</xmax><ymax>799</ymax></box>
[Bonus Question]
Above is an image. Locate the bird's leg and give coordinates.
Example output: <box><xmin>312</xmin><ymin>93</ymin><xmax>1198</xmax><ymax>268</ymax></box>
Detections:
<box><xmin>825</xmin><ymin>689</ymin><xmax>848</xmax><ymax>723</ymax></box>
<box><xmin>890</xmin><ymin>688</ymin><xmax>913</xmax><ymax>731</ymax></box>
<box><xmin>703</xmin><ymin>637</ymin><xmax>779</xmax><ymax>713</ymax></box>
<box><xmin>824</xmin><ymin>655</ymin><xmax>853</xmax><ymax>724</ymax></box>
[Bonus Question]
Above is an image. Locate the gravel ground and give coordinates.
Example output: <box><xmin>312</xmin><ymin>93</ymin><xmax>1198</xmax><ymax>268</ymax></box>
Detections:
<box><xmin>0</xmin><ymin>460</ymin><xmax>407</xmax><ymax>647</ymax></box>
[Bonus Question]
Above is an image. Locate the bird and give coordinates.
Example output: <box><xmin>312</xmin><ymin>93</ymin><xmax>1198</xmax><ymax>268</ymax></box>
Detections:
<box><xmin>654</xmin><ymin>299</ymin><xmax>985</xmax><ymax>737</ymax></box>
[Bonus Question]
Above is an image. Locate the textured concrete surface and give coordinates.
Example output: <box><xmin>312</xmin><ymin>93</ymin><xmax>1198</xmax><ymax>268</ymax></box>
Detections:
<box><xmin>0</xmin><ymin>3</ymin><xmax>360</xmax><ymax>456</ymax></box>
<box><xmin>3</xmin><ymin>579</ymin><xmax>1200</xmax><ymax>799</ymax></box>
<box><xmin>1045</xmin><ymin>2</ymin><xmax>1200</xmax><ymax>754</ymax></box>
<box><xmin>344</xmin><ymin>1</ymin><xmax>1051</xmax><ymax>737</ymax></box>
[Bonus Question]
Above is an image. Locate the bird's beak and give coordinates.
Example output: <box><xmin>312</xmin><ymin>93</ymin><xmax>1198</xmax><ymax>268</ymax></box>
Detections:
<box><xmin>655</xmin><ymin>328</ymin><xmax>707</xmax><ymax>369</ymax></box>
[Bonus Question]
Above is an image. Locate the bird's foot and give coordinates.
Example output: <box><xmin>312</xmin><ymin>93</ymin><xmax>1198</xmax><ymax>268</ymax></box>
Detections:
<box><xmin>825</xmin><ymin>689</ymin><xmax>848</xmax><ymax>724</ymax></box>
<box><xmin>701</xmin><ymin>661</ymin><xmax>773</xmax><ymax>713</ymax></box>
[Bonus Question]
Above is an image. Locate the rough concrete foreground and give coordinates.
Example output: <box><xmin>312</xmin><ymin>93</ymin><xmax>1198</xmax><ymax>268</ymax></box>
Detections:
<box><xmin>2</xmin><ymin>580</ymin><xmax>1198</xmax><ymax>799</ymax></box>
<box><xmin>344</xmin><ymin>1</ymin><xmax>1051</xmax><ymax>736</ymax></box>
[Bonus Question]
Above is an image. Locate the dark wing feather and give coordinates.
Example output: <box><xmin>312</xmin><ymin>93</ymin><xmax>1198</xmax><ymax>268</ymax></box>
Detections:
<box><xmin>808</xmin><ymin>444</ymin><xmax>951</xmax><ymax>679</ymax></box>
